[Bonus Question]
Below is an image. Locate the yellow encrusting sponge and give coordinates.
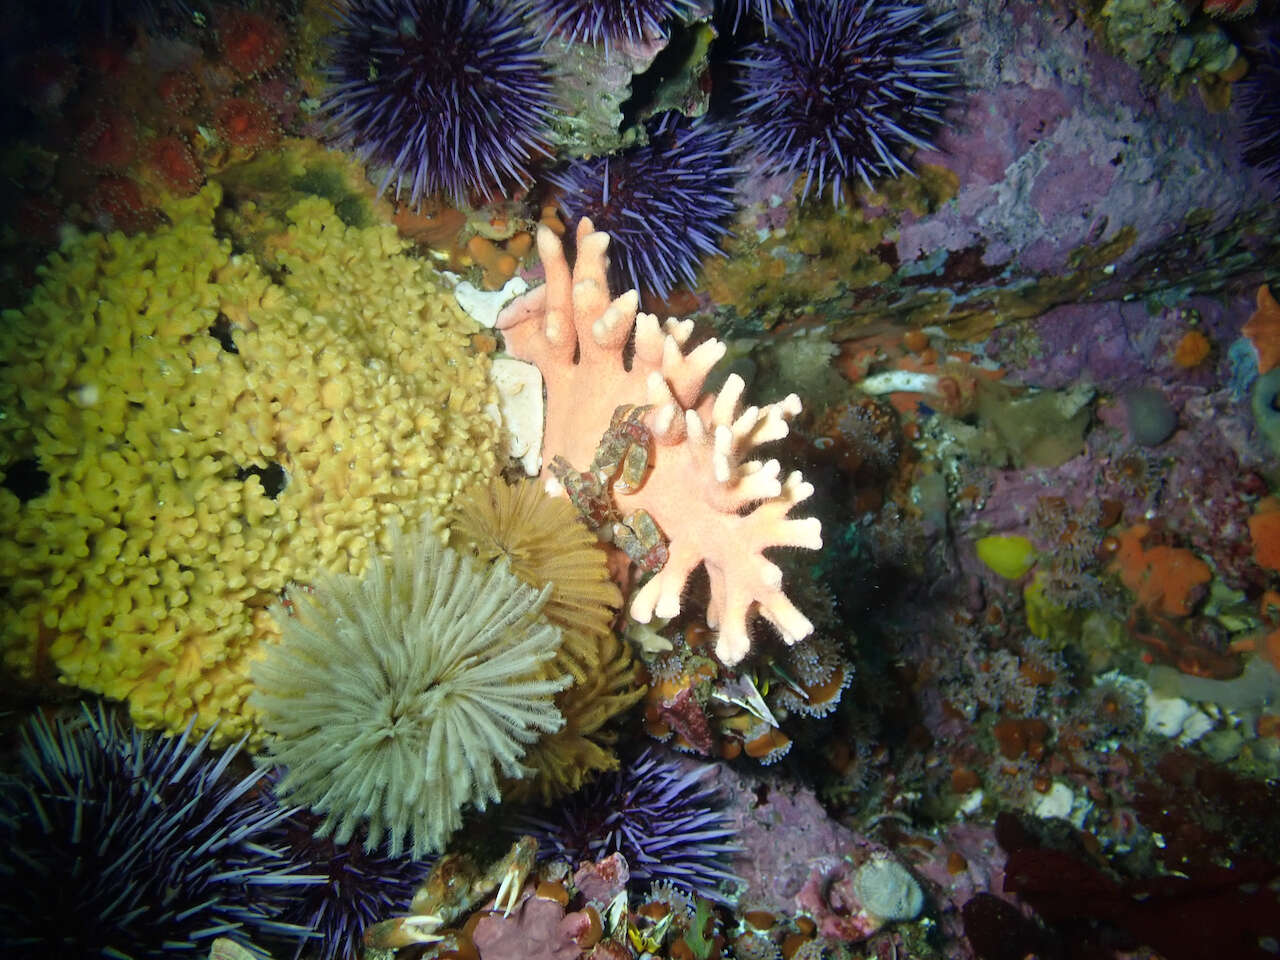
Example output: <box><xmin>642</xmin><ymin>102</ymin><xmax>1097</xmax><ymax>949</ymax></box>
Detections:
<box><xmin>0</xmin><ymin>183</ymin><xmax>500</xmax><ymax>741</ymax></box>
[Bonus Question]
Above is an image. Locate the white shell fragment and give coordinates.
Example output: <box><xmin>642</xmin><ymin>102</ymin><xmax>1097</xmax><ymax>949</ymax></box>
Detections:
<box><xmin>490</xmin><ymin>356</ymin><xmax>545</xmax><ymax>476</ymax></box>
<box><xmin>453</xmin><ymin>277</ymin><xmax>529</xmax><ymax>329</ymax></box>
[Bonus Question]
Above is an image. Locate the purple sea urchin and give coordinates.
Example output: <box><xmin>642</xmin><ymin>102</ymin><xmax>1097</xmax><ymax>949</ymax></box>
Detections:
<box><xmin>524</xmin><ymin>0</ymin><xmax>701</xmax><ymax>50</ymax></box>
<box><xmin>735</xmin><ymin>0</ymin><xmax>958</xmax><ymax>201</ymax></box>
<box><xmin>1239</xmin><ymin>29</ymin><xmax>1280</xmax><ymax>185</ymax></box>
<box><xmin>521</xmin><ymin>748</ymin><xmax>740</xmax><ymax>903</ymax></box>
<box><xmin>0</xmin><ymin>705</ymin><xmax>315</xmax><ymax>958</ymax></box>
<box><xmin>723</xmin><ymin>0</ymin><xmax>797</xmax><ymax>32</ymax></box>
<box><xmin>269</xmin><ymin>807</ymin><xmax>433</xmax><ymax>960</ymax></box>
<box><xmin>321</xmin><ymin>0</ymin><xmax>553</xmax><ymax>207</ymax></box>
<box><xmin>548</xmin><ymin>113</ymin><xmax>738</xmax><ymax>297</ymax></box>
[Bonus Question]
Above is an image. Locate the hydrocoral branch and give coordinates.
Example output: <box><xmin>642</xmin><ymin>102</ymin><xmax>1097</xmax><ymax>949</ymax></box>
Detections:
<box><xmin>496</xmin><ymin>219</ymin><xmax>822</xmax><ymax>664</ymax></box>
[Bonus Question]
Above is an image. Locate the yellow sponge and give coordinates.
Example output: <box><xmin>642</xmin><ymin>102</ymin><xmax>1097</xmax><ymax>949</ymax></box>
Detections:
<box><xmin>975</xmin><ymin>534</ymin><xmax>1038</xmax><ymax>580</ymax></box>
<box><xmin>0</xmin><ymin>184</ymin><xmax>499</xmax><ymax>741</ymax></box>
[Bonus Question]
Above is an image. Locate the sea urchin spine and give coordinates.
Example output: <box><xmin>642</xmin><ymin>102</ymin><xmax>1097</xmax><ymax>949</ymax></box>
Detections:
<box><xmin>0</xmin><ymin>704</ymin><xmax>315</xmax><ymax>958</ymax></box>
<box><xmin>724</xmin><ymin>0</ymin><xmax>798</xmax><ymax>33</ymax></box>
<box><xmin>548</xmin><ymin>113</ymin><xmax>739</xmax><ymax>298</ymax></box>
<box><xmin>523</xmin><ymin>0</ymin><xmax>701</xmax><ymax>51</ymax></box>
<box><xmin>267</xmin><ymin>805</ymin><xmax>433</xmax><ymax>960</ymax></box>
<box><xmin>1239</xmin><ymin>26</ymin><xmax>1280</xmax><ymax>186</ymax></box>
<box><xmin>735</xmin><ymin>0</ymin><xmax>959</xmax><ymax>202</ymax></box>
<box><xmin>321</xmin><ymin>0</ymin><xmax>554</xmax><ymax>207</ymax></box>
<box><xmin>521</xmin><ymin>748</ymin><xmax>740</xmax><ymax>903</ymax></box>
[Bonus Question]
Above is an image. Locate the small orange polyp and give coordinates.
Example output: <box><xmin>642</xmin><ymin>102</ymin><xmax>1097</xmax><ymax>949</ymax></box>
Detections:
<box><xmin>743</xmin><ymin>726</ymin><xmax>791</xmax><ymax>761</ymax></box>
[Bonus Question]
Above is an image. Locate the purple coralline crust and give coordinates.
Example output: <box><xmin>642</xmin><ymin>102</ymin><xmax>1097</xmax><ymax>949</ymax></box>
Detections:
<box><xmin>737</xmin><ymin>167</ymin><xmax>799</xmax><ymax>235</ymax></box>
<box><xmin>472</xmin><ymin>894</ymin><xmax>583</xmax><ymax>960</ymax></box>
<box><xmin>713</xmin><ymin>764</ymin><xmax>1007</xmax><ymax>958</ymax></box>
<box><xmin>1001</xmin><ymin>301</ymin><xmax>1162</xmax><ymax>391</ymax></box>
<box><xmin>913</xmin><ymin>822</ymin><xmax>1009</xmax><ymax>914</ymax></box>
<box><xmin>1027</xmin><ymin>144</ymin><xmax>1117</xmax><ymax>221</ymax></box>
<box><xmin>794</xmin><ymin>861</ymin><xmax>880</xmax><ymax>941</ymax></box>
<box><xmin>957</xmin><ymin>458</ymin><xmax>1099</xmax><ymax>537</ymax></box>
<box><xmin>714</xmin><ymin>764</ymin><xmax>877</xmax><ymax>914</ymax></box>
<box><xmin>911</xmin><ymin>823</ymin><xmax>1019</xmax><ymax>960</ymax></box>
<box><xmin>905</xmin><ymin>85</ymin><xmax>1071</xmax><ymax>197</ymax></box>
<box><xmin>955</xmin><ymin>382</ymin><xmax>1270</xmax><ymax>592</ymax></box>
<box><xmin>1160</xmin><ymin>392</ymin><xmax>1270</xmax><ymax>588</ymax></box>
<box><xmin>895</xmin><ymin>0</ymin><xmax>1272</xmax><ymax>275</ymax></box>
<box><xmin>987</xmin><ymin>294</ymin><xmax>1250</xmax><ymax>393</ymax></box>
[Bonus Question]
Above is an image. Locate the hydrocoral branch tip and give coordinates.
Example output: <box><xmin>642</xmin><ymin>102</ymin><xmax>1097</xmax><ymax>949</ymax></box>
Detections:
<box><xmin>496</xmin><ymin>218</ymin><xmax>822</xmax><ymax>665</ymax></box>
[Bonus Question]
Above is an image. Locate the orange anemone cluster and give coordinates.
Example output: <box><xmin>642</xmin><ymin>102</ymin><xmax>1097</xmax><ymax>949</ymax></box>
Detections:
<box><xmin>76</xmin><ymin>106</ymin><xmax>138</xmax><ymax>169</ymax></box>
<box><xmin>1237</xmin><ymin>590</ymin><xmax>1280</xmax><ymax>675</ymax></box>
<box><xmin>1249</xmin><ymin>499</ymin><xmax>1280</xmax><ymax>573</ymax></box>
<box><xmin>467</xmin><ymin>232</ymin><xmax>534</xmax><ymax>290</ymax></box>
<box><xmin>1242</xmin><ymin>500</ymin><xmax>1280</xmax><ymax>674</ymax></box>
<box><xmin>395</xmin><ymin>203</ymin><xmax>562</xmax><ymax>290</ymax></box>
<box><xmin>992</xmin><ymin>717</ymin><xmax>1050</xmax><ymax>761</ymax></box>
<box><xmin>158</xmin><ymin>70</ymin><xmax>202</xmax><ymax>114</ymax></box>
<box><xmin>640</xmin><ymin>633</ymin><xmax>823</xmax><ymax>767</ymax></box>
<box><xmin>738</xmin><ymin>723</ymin><xmax>793</xmax><ymax>764</ymax></box>
<box><xmin>87</xmin><ymin>174</ymin><xmax>157</xmax><ymax>233</ymax></box>
<box><xmin>8</xmin><ymin>2</ymin><xmax>295</xmax><ymax>246</ymax></box>
<box><xmin>215</xmin><ymin>97</ymin><xmax>279</xmax><ymax>150</ymax></box>
<box><xmin>145</xmin><ymin>136</ymin><xmax>203</xmax><ymax>196</ymax></box>
<box><xmin>837</xmin><ymin>329</ymin><xmax>1004</xmax><ymax>418</ymax></box>
<box><xmin>772</xmin><ymin>636</ymin><xmax>851</xmax><ymax>719</ymax></box>
<box><xmin>217</xmin><ymin>9</ymin><xmax>287</xmax><ymax>76</ymax></box>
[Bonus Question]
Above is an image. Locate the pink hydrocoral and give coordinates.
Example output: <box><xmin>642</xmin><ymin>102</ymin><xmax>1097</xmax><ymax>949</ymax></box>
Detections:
<box><xmin>497</xmin><ymin>219</ymin><xmax>822</xmax><ymax>664</ymax></box>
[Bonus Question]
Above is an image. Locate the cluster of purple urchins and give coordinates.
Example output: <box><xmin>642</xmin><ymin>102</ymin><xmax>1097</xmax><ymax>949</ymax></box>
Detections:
<box><xmin>0</xmin><ymin>705</ymin><xmax>316</xmax><ymax>957</ymax></box>
<box><xmin>520</xmin><ymin>0</ymin><xmax>701</xmax><ymax>50</ymax></box>
<box><xmin>735</xmin><ymin>0</ymin><xmax>958</xmax><ymax>202</ymax></box>
<box><xmin>549</xmin><ymin>113</ymin><xmax>738</xmax><ymax>298</ymax></box>
<box><xmin>520</xmin><ymin>748</ymin><xmax>739</xmax><ymax>903</ymax></box>
<box><xmin>321</xmin><ymin>0</ymin><xmax>553</xmax><ymax>207</ymax></box>
<box><xmin>266</xmin><ymin>806</ymin><xmax>433</xmax><ymax>960</ymax></box>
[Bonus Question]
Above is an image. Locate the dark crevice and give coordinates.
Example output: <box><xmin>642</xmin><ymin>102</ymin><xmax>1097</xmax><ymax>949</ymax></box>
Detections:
<box><xmin>621</xmin><ymin>19</ymin><xmax>712</xmax><ymax>129</ymax></box>
<box><xmin>208</xmin><ymin>313</ymin><xmax>239</xmax><ymax>354</ymax></box>
<box><xmin>2</xmin><ymin>458</ymin><xmax>50</xmax><ymax>502</ymax></box>
<box><xmin>235</xmin><ymin>462</ymin><xmax>287</xmax><ymax>498</ymax></box>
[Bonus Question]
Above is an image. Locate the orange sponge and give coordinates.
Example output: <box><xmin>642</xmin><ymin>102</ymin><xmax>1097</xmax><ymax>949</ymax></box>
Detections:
<box><xmin>1110</xmin><ymin>524</ymin><xmax>1211</xmax><ymax>617</ymax></box>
